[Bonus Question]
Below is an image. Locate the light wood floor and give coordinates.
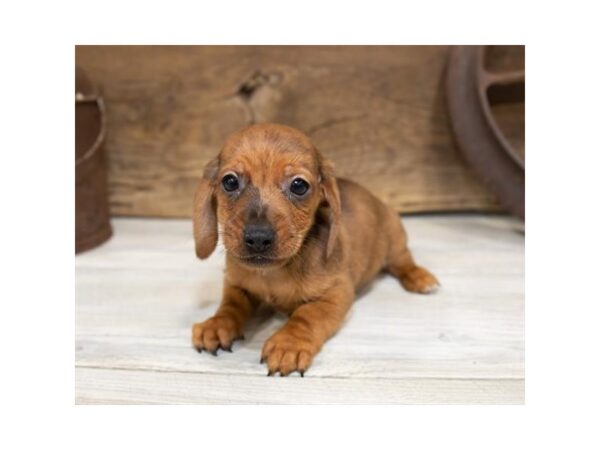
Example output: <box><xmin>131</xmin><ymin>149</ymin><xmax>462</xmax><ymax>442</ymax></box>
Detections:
<box><xmin>75</xmin><ymin>215</ymin><xmax>524</xmax><ymax>404</ymax></box>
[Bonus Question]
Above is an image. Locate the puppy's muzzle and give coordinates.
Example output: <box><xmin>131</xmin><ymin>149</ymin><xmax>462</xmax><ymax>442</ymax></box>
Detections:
<box><xmin>243</xmin><ymin>223</ymin><xmax>275</xmax><ymax>254</ymax></box>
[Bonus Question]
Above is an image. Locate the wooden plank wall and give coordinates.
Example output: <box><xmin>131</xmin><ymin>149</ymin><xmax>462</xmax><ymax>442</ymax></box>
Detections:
<box><xmin>75</xmin><ymin>45</ymin><xmax>504</xmax><ymax>218</ymax></box>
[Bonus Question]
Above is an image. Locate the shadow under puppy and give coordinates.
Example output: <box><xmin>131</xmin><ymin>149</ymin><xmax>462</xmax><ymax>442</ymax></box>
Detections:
<box><xmin>192</xmin><ymin>123</ymin><xmax>439</xmax><ymax>376</ymax></box>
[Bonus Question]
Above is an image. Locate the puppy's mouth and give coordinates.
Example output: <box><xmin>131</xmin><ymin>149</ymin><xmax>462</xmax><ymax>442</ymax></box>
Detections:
<box><xmin>238</xmin><ymin>255</ymin><xmax>281</xmax><ymax>267</ymax></box>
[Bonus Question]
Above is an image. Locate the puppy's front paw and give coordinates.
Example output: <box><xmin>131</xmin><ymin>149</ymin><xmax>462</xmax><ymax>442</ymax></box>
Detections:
<box><xmin>261</xmin><ymin>329</ymin><xmax>317</xmax><ymax>377</ymax></box>
<box><xmin>192</xmin><ymin>315</ymin><xmax>243</xmax><ymax>355</ymax></box>
<box><xmin>399</xmin><ymin>266</ymin><xmax>440</xmax><ymax>294</ymax></box>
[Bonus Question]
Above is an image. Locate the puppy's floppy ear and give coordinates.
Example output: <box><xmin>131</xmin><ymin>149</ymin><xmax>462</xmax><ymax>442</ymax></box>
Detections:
<box><xmin>319</xmin><ymin>157</ymin><xmax>342</xmax><ymax>259</ymax></box>
<box><xmin>193</xmin><ymin>157</ymin><xmax>220</xmax><ymax>259</ymax></box>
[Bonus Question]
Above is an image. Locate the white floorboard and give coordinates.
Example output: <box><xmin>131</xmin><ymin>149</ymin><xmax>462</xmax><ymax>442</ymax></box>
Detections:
<box><xmin>75</xmin><ymin>215</ymin><xmax>524</xmax><ymax>404</ymax></box>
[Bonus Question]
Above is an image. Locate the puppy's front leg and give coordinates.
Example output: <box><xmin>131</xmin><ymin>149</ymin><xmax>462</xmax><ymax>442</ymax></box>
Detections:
<box><xmin>261</xmin><ymin>282</ymin><xmax>353</xmax><ymax>376</ymax></box>
<box><xmin>192</xmin><ymin>283</ymin><xmax>256</xmax><ymax>354</ymax></box>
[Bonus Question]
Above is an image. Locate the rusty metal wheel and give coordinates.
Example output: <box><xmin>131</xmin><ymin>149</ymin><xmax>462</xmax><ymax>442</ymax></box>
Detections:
<box><xmin>446</xmin><ymin>45</ymin><xmax>525</xmax><ymax>220</ymax></box>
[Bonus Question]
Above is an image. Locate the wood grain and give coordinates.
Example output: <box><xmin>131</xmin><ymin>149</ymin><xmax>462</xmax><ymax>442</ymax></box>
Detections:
<box><xmin>75</xmin><ymin>46</ymin><xmax>507</xmax><ymax>218</ymax></box>
<box><xmin>76</xmin><ymin>368</ymin><xmax>524</xmax><ymax>405</ymax></box>
<box><xmin>75</xmin><ymin>215</ymin><xmax>524</xmax><ymax>404</ymax></box>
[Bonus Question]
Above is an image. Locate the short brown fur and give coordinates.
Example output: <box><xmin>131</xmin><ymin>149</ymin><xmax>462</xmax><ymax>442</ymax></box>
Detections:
<box><xmin>192</xmin><ymin>123</ymin><xmax>439</xmax><ymax>376</ymax></box>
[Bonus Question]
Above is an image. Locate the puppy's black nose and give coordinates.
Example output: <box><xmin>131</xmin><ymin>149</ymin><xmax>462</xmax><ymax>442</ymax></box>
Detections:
<box><xmin>244</xmin><ymin>224</ymin><xmax>275</xmax><ymax>254</ymax></box>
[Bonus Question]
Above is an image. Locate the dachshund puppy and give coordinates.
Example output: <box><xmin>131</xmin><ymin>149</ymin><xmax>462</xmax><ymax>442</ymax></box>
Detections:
<box><xmin>192</xmin><ymin>123</ymin><xmax>439</xmax><ymax>376</ymax></box>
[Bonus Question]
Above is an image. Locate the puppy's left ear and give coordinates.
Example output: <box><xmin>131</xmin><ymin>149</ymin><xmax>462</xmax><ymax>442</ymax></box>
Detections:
<box><xmin>193</xmin><ymin>157</ymin><xmax>219</xmax><ymax>259</ymax></box>
<box><xmin>319</xmin><ymin>158</ymin><xmax>342</xmax><ymax>259</ymax></box>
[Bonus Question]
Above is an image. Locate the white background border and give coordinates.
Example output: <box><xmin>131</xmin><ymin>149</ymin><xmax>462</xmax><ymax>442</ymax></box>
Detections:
<box><xmin>1</xmin><ymin>0</ymin><xmax>599</xmax><ymax>448</ymax></box>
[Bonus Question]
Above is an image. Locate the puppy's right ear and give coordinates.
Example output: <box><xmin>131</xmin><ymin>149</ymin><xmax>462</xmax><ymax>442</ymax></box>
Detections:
<box><xmin>193</xmin><ymin>157</ymin><xmax>219</xmax><ymax>259</ymax></box>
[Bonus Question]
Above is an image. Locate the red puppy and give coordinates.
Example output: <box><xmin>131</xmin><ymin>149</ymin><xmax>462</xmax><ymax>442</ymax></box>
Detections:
<box><xmin>192</xmin><ymin>123</ymin><xmax>439</xmax><ymax>376</ymax></box>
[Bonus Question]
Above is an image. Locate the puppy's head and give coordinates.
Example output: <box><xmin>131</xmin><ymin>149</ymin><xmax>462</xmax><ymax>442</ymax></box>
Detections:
<box><xmin>193</xmin><ymin>123</ymin><xmax>341</xmax><ymax>269</ymax></box>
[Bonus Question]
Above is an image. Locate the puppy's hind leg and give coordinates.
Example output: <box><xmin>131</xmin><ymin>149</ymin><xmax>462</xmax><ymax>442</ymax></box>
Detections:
<box><xmin>384</xmin><ymin>216</ymin><xmax>440</xmax><ymax>294</ymax></box>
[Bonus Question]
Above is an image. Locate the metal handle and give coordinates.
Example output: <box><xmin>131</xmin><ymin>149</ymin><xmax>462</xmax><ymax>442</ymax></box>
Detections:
<box><xmin>75</xmin><ymin>93</ymin><xmax>107</xmax><ymax>167</ymax></box>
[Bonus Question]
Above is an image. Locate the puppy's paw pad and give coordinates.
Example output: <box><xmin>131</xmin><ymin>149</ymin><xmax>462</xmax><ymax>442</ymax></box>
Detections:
<box><xmin>261</xmin><ymin>331</ymin><xmax>315</xmax><ymax>377</ymax></box>
<box><xmin>399</xmin><ymin>266</ymin><xmax>440</xmax><ymax>294</ymax></box>
<box><xmin>192</xmin><ymin>316</ymin><xmax>242</xmax><ymax>353</ymax></box>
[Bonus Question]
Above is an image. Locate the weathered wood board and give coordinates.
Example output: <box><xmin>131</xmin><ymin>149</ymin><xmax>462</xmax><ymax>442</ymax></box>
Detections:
<box><xmin>75</xmin><ymin>46</ymin><xmax>507</xmax><ymax>218</ymax></box>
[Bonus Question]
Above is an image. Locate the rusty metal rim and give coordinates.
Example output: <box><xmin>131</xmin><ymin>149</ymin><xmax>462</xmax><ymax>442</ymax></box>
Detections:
<box><xmin>475</xmin><ymin>46</ymin><xmax>525</xmax><ymax>169</ymax></box>
<box><xmin>446</xmin><ymin>45</ymin><xmax>525</xmax><ymax>220</ymax></box>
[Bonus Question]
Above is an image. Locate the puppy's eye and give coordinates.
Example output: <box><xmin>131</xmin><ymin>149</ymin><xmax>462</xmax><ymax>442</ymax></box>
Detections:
<box><xmin>290</xmin><ymin>178</ymin><xmax>310</xmax><ymax>196</ymax></box>
<box><xmin>222</xmin><ymin>174</ymin><xmax>239</xmax><ymax>192</ymax></box>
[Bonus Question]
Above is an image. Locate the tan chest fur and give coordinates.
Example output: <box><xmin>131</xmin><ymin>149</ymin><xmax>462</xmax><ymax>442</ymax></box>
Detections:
<box><xmin>226</xmin><ymin>262</ymin><xmax>333</xmax><ymax>314</ymax></box>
